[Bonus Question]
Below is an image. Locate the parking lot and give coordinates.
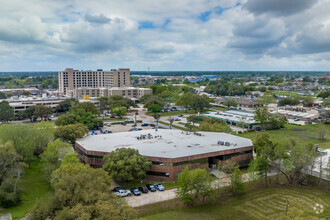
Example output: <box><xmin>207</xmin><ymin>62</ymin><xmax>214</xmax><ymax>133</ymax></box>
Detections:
<box><xmin>125</xmin><ymin>188</ymin><xmax>177</xmax><ymax>207</ymax></box>
<box><xmin>102</xmin><ymin>122</ymin><xmax>153</xmax><ymax>133</ymax></box>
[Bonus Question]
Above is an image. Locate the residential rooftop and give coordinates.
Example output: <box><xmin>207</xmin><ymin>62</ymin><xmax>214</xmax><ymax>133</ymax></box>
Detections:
<box><xmin>76</xmin><ymin>129</ymin><xmax>253</xmax><ymax>159</ymax></box>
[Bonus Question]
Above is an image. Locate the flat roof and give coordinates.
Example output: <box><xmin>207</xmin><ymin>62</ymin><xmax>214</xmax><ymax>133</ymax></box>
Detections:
<box><xmin>202</xmin><ymin>111</ymin><xmax>257</xmax><ymax>125</ymax></box>
<box><xmin>76</xmin><ymin>129</ymin><xmax>253</xmax><ymax>159</ymax></box>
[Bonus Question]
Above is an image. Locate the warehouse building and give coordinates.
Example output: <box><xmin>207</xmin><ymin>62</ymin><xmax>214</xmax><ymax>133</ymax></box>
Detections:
<box><xmin>75</xmin><ymin>129</ymin><xmax>253</xmax><ymax>181</ymax></box>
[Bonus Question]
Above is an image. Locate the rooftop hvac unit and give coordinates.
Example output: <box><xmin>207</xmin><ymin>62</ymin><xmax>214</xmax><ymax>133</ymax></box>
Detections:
<box><xmin>225</xmin><ymin>142</ymin><xmax>230</xmax><ymax>146</ymax></box>
<box><xmin>218</xmin><ymin>141</ymin><xmax>224</xmax><ymax>145</ymax></box>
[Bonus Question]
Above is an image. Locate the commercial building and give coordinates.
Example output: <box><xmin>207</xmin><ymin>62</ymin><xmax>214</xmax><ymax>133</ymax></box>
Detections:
<box><xmin>4</xmin><ymin>97</ymin><xmax>66</xmax><ymax>113</ymax></box>
<box><xmin>59</xmin><ymin>68</ymin><xmax>152</xmax><ymax>99</ymax></box>
<box><xmin>68</xmin><ymin>87</ymin><xmax>152</xmax><ymax>99</ymax></box>
<box><xmin>202</xmin><ymin>110</ymin><xmax>259</xmax><ymax>130</ymax></box>
<box><xmin>58</xmin><ymin>68</ymin><xmax>130</xmax><ymax>96</ymax></box>
<box><xmin>75</xmin><ymin>129</ymin><xmax>253</xmax><ymax>181</ymax></box>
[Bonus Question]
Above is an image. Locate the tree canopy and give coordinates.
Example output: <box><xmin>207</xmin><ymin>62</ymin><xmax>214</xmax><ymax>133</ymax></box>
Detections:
<box><xmin>0</xmin><ymin>101</ymin><xmax>14</xmax><ymax>122</ymax></box>
<box><xmin>103</xmin><ymin>148</ymin><xmax>151</xmax><ymax>182</ymax></box>
<box><xmin>54</xmin><ymin>123</ymin><xmax>88</xmax><ymax>145</ymax></box>
<box><xmin>176</xmin><ymin>167</ymin><xmax>215</xmax><ymax>205</ymax></box>
<box><xmin>30</xmin><ymin>162</ymin><xmax>135</xmax><ymax>220</ymax></box>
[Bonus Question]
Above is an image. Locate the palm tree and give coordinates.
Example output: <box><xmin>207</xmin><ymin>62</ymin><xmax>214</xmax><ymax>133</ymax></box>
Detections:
<box><xmin>153</xmin><ymin>113</ymin><xmax>161</xmax><ymax>127</ymax></box>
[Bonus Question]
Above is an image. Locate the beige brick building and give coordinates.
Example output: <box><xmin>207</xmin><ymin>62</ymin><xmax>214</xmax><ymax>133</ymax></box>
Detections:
<box><xmin>58</xmin><ymin>68</ymin><xmax>130</xmax><ymax>96</ymax></box>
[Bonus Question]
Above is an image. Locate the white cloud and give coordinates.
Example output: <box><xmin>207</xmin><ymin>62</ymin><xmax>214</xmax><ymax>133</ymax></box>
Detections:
<box><xmin>0</xmin><ymin>0</ymin><xmax>330</xmax><ymax>70</ymax></box>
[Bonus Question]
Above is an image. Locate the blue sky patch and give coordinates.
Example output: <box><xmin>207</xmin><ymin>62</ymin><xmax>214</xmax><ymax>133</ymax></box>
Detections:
<box><xmin>199</xmin><ymin>11</ymin><xmax>211</xmax><ymax>22</ymax></box>
<box><xmin>138</xmin><ymin>21</ymin><xmax>154</xmax><ymax>29</ymax></box>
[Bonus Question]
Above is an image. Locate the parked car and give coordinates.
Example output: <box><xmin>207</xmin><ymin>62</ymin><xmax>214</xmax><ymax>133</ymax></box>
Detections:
<box><xmin>114</xmin><ymin>189</ymin><xmax>131</xmax><ymax>197</ymax></box>
<box><xmin>294</xmin><ymin>118</ymin><xmax>300</xmax><ymax>121</ymax></box>
<box><xmin>131</xmin><ymin>124</ymin><xmax>137</xmax><ymax>127</ymax></box>
<box><xmin>317</xmin><ymin>148</ymin><xmax>327</xmax><ymax>154</ymax></box>
<box><xmin>105</xmin><ymin>122</ymin><xmax>111</xmax><ymax>126</ymax></box>
<box><xmin>130</xmin><ymin>188</ymin><xmax>141</xmax><ymax>196</ymax></box>
<box><xmin>146</xmin><ymin>184</ymin><xmax>157</xmax><ymax>192</ymax></box>
<box><xmin>128</xmin><ymin>128</ymin><xmax>136</xmax><ymax>131</ymax></box>
<box><xmin>141</xmin><ymin>123</ymin><xmax>149</xmax><ymax>126</ymax></box>
<box><xmin>110</xmin><ymin>116</ymin><xmax>116</xmax><ymax>118</ymax></box>
<box><xmin>178</xmin><ymin>114</ymin><xmax>184</xmax><ymax>117</ymax></box>
<box><xmin>136</xmin><ymin>128</ymin><xmax>142</xmax><ymax>130</ymax></box>
<box><xmin>153</xmin><ymin>184</ymin><xmax>165</xmax><ymax>191</ymax></box>
<box><xmin>138</xmin><ymin>186</ymin><xmax>148</xmax><ymax>193</ymax></box>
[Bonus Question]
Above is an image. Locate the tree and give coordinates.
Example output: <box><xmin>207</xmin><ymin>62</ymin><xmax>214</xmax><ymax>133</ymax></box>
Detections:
<box><xmin>111</xmin><ymin>106</ymin><xmax>127</xmax><ymax>117</ymax></box>
<box><xmin>302</xmin><ymin>96</ymin><xmax>314</xmax><ymax>107</ymax></box>
<box><xmin>54</xmin><ymin>123</ymin><xmax>88</xmax><ymax>145</ymax></box>
<box><xmin>231</xmin><ymin>166</ymin><xmax>245</xmax><ymax>195</ymax></box>
<box><xmin>258</xmin><ymin>94</ymin><xmax>275</xmax><ymax>106</ymax></box>
<box><xmin>22</xmin><ymin>105</ymin><xmax>37</xmax><ymax>121</ymax></box>
<box><xmin>218</xmin><ymin>160</ymin><xmax>237</xmax><ymax>174</ymax></box>
<box><xmin>175</xmin><ymin>92</ymin><xmax>194</xmax><ymax>112</ymax></box>
<box><xmin>40</xmin><ymin>139</ymin><xmax>73</xmax><ymax>181</ymax></box>
<box><xmin>176</xmin><ymin>167</ymin><xmax>215</xmax><ymax>205</ymax></box>
<box><xmin>71</xmin><ymin>102</ymin><xmax>99</xmax><ymax>114</ymax></box>
<box><xmin>0</xmin><ymin>124</ymin><xmax>35</xmax><ymax>167</ymax></box>
<box><xmin>98</xmin><ymin>96</ymin><xmax>110</xmax><ymax>116</ymax></box>
<box><xmin>223</xmin><ymin>99</ymin><xmax>237</xmax><ymax>109</ymax></box>
<box><xmin>0</xmin><ymin>101</ymin><xmax>14</xmax><ymax>123</ymax></box>
<box><xmin>0</xmin><ymin>92</ymin><xmax>6</xmax><ymax>99</ymax></box>
<box><xmin>144</xmin><ymin>98</ymin><xmax>164</xmax><ymax>112</ymax></box>
<box><xmin>55</xmin><ymin>109</ymin><xmax>103</xmax><ymax>129</ymax></box>
<box><xmin>187</xmin><ymin>115</ymin><xmax>203</xmax><ymax>125</ymax></box>
<box><xmin>317</xmin><ymin>91</ymin><xmax>330</xmax><ymax>99</ymax></box>
<box><xmin>30</xmin><ymin>163</ymin><xmax>135</xmax><ymax>220</ymax></box>
<box><xmin>33</xmin><ymin>121</ymin><xmax>55</xmax><ymax>155</ymax></box>
<box><xmin>103</xmin><ymin>148</ymin><xmax>151</xmax><ymax>182</ymax></box>
<box><xmin>33</xmin><ymin>105</ymin><xmax>54</xmax><ymax>121</ymax></box>
<box><xmin>0</xmin><ymin>141</ymin><xmax>25</xmax><ymax>208</ymax></box>
<box><xmin>199</xmin><ymin>117</ymin><xmax>232</xmax><ymax>133</ymax></box>
<box><xmin>22</xmin><ymin>90</ymin><xmax>31</xmax><ymax>96</ymax></box>
<box><xmin>254</xmin><ymin>106</ymin><xmax>270</xmax><ymax>130</ymax></box>
<box><xmin>153</xmin><ymin>113</ymin><xmax>161</xmax><ymax>127</ymax></box>
<box><xmin>279</xmin><ymin>97</ymin><xmax>300</xmax><ymax>106</ymax></box>
<box><xmin>191</xmin><ymin>95</ymin><xmax>210</xmax><ymax>112</ymax></box>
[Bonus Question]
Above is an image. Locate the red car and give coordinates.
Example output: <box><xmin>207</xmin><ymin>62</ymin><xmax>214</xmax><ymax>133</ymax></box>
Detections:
<box><xmin>110</xmin><ymin>116</ymin><xmax>116</xmax><ymax>118</ymax></box>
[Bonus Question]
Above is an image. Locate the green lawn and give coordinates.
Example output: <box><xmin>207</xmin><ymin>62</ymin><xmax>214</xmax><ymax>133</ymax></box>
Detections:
<box><xmin>147</xmin><ymin>110</ymin><xmax>204</xmax><ymax>117</ymax></box>
<box><xmin>238</xmin><ymin>124</ymin><xmax>330</xmax><ymax>149</ymax></box>
<box><xmin>209</xmin><ymin>106</ymin><xmax>228</xmax><ymax>111</ymax></box>
<box><xmin>0</xmin><ymin>159</ymin><xmax>51</xmax><ymax>220</ymax></box>
<box><xmin>139</xmin><ymin>186</ymin><xmax>330</xmax><ymax>220</ymax></box>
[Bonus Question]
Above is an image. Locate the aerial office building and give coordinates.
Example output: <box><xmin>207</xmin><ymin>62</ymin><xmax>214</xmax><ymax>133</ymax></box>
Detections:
<box><xmin>58</xmin><ymin>68</ymin><xmax>130</xmax><ymax>96</ymax></box>
<box><xmin>75</xmin><ymin>129</ymin><xmax>253</xmax><ymax>181</ymax></box>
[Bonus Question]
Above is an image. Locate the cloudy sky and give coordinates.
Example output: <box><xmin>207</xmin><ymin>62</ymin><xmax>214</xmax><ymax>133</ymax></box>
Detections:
<box><xmin>1</xmin><ymin>0</ymin><xmax>330</xmax><ymax>71</ymax></box>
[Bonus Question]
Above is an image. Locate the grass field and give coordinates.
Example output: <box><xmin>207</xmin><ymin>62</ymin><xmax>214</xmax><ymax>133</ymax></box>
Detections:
<box><xmin>139</xmin><ymin>186</ymin><xmax>330</xmax><ymax>220</ymax></box>
<box><xmin>0</xmin><ymin>159</ymin><xmax>51</xmax><ymax>220</ymax></box>
<box><xmin>238</xmin><ymin>123</ymin><xmax>330</xmax><ymax>149</ymax></box>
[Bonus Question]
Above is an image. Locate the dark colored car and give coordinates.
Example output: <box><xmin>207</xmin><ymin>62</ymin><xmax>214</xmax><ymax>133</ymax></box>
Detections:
<box><xmin>131</xmin><ymin>124</ymin><xmax>137</xmax><ymax>127</ymax></box>
<box><xmin>138</xmin><ymin>186</ymin><xmax>148</xmax><ymax>193</ymax></box>
<box><xmin>112</xmin><ymin>187</ymin><xmax>123</xmax><ymax>192</ymax></box>
<box><xmin>146</xmin><ymin>184</ymin><xmax>157</xmax><ymax>192</ymax></box>
<box><xmin>141</xmin><ymin>123</ymin><xmax>149</xmax><ymax>126</ymax></box>
<box><xmin>130</xmin><ymin>188</ymin><xmax>141</xmax><ymax>196</ymax></box>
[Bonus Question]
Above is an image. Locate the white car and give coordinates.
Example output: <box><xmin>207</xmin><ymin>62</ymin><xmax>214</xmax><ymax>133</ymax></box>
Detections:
<box><xmin>317</xmin><ymin>148</ymin><xmax>327</xmax><ymax>154</ymax></box>
<box><xmin>114</xmin><ymin>189</ymin><xmax>131</xmax><ymax>197</ymax></box>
